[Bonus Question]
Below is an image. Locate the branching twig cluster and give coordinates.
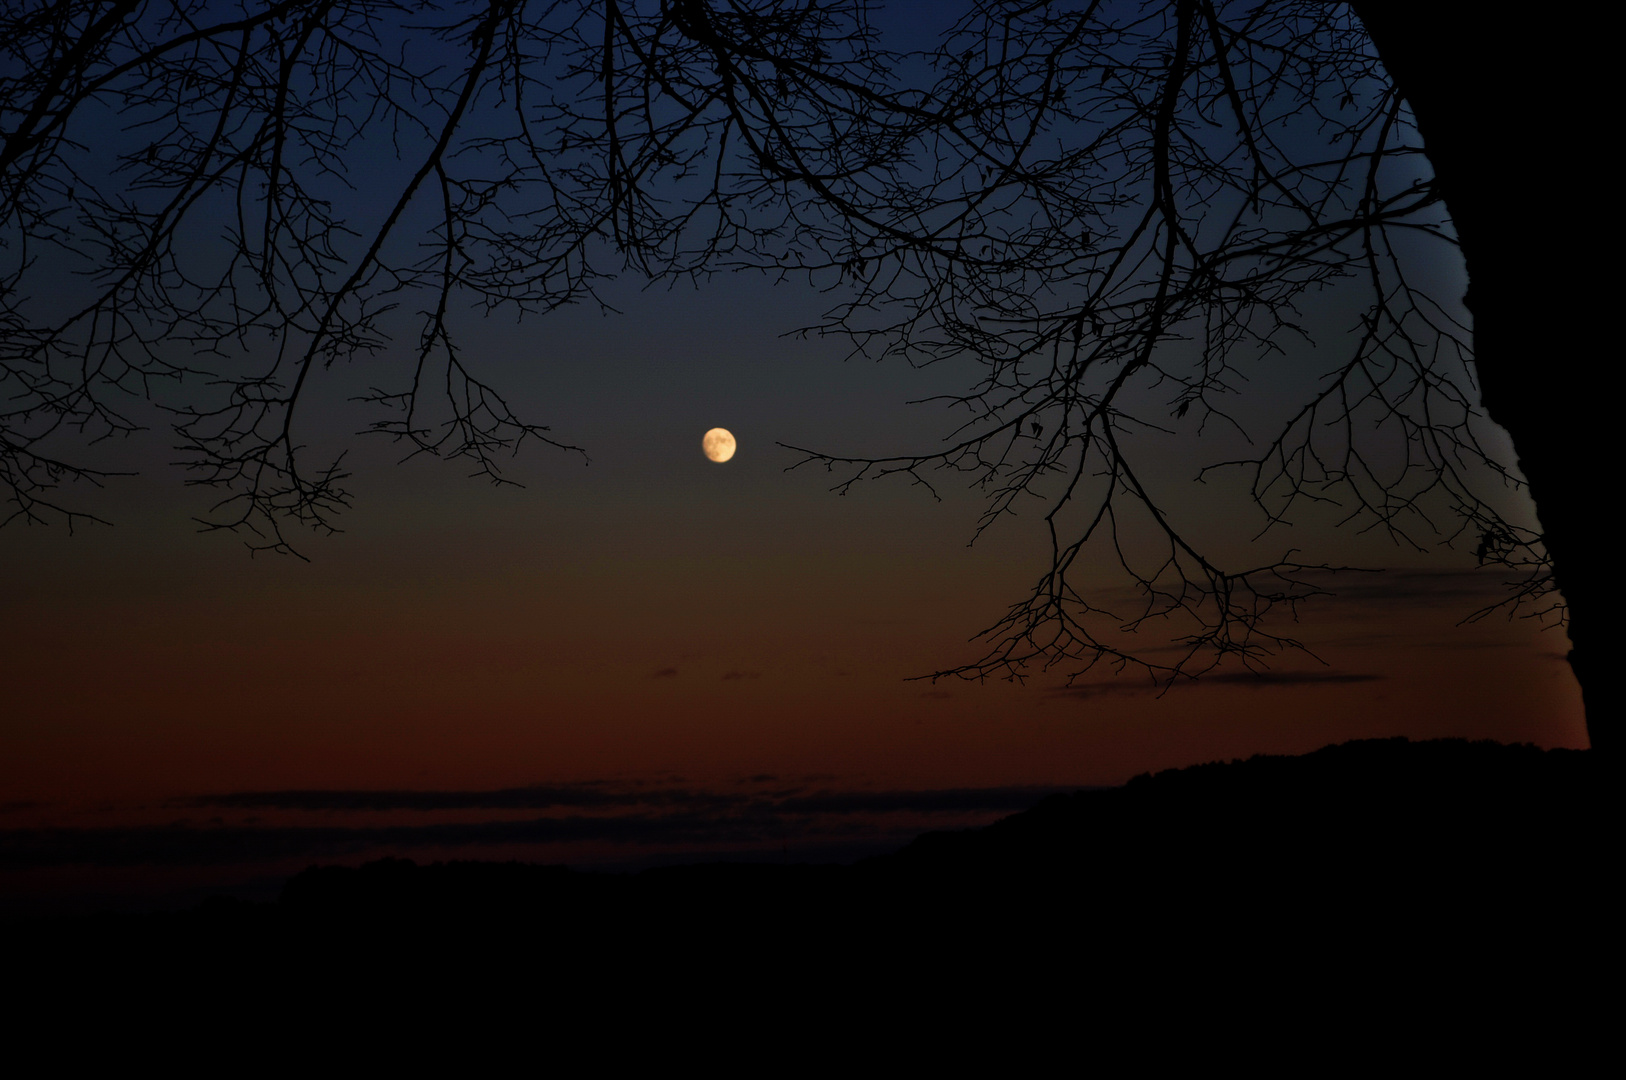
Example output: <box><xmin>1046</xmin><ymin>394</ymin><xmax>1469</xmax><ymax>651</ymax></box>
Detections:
<box><xmin>1</xmin><ymin>1</ymin><xmax>1544</xmax><ymax>672</ymax></box>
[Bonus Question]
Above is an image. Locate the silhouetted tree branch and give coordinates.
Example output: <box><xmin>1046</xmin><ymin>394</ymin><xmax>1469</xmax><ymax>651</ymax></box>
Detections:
<box><xmin>2</xmin><ymin>2</ymin><xmax>1586</xmax><ymax>735</ymax></box>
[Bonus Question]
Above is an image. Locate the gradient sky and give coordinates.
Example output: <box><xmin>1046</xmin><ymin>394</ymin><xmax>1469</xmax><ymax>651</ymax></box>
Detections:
<box><xmin>0</xmin><ymin>1</ymin><xmax>1586</xmax><ymax>909</ymax></box>
<box><xmin>0</xmin><ymin>266</ymin><xmax>1584</xmax><ymax>904</ymax></box>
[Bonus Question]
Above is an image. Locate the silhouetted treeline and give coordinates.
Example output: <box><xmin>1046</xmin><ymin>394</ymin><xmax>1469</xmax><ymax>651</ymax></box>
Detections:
<box><xmin>10</xmin><ymin>739</ymin><xmax>1612</xmax><ymax>1035</ymax></box>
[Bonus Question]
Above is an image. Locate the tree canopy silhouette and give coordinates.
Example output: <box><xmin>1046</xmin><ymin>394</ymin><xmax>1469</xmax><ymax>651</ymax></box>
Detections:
<box><xmin>1</xmin><ymin>1</ymin><xmax>1606</xmax><ymax>747</ymax></box>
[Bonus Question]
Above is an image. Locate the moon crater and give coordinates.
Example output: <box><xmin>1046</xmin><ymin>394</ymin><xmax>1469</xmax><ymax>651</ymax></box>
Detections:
<box><xmin>702</xmin><ymin>427</ymin><xmax>737</xmax><ymax>463</ymax></box>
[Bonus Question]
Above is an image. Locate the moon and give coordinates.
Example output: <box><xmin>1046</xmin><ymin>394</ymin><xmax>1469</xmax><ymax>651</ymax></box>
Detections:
<box><xmin>702</xmin><ymin>427</ymin><xmax>737</xmax><ymax>463</ymax></box>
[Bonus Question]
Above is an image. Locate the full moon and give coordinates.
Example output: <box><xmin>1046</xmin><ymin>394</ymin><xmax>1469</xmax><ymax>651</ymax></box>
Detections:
<box><xmin>702</xmin><ymin>427</ymin><xmax>737</xmax><ymax>463</ymax></box>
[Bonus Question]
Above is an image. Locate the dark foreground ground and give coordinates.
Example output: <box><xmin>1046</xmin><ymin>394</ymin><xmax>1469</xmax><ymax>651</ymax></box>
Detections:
<box><xmin>8</xmin><ymin>738</ymin><xmax>1615</xmax><ymax>1046</ymax></box>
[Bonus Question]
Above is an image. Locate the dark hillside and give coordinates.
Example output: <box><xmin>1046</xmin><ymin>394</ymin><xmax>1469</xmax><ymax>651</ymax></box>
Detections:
<box><xmin>880</xmin><ymin>736</ymin><xmax>1605</xmax><ymax>894</ymax></box>
<box><xmin>11</xmin><ymin>738</ymin><xmax>1613</xmax><ymax>1029</ymax></box>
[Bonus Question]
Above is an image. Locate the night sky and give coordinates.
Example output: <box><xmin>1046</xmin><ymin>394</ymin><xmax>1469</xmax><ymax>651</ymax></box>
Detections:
<box><xmin>0</xmin><ymin>1</ymin><xmax>1585</xmax><ymax>911</ymax></box>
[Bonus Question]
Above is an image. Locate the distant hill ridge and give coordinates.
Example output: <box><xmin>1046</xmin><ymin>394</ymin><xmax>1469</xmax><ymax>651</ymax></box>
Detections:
<box><xmin>882</xmin><ymin>734</ymin><xmax>1602</xmax><ymax>867</ymax></box>
<box><xmin>267</xmin><ymin>736</ymin><xmax>1606</xmax><ymax>917</ymax></box>
<box><xmin>12</xmin><ymin>737</ymin><xmax>1613</xmax><ymax>1024</ymax></box>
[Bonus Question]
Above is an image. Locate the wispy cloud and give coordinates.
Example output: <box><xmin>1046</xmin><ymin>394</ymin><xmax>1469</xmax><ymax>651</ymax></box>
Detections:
<box><xmin>1048</xmin><ymin>670</ymin><xmax>1383</xmax><ymax>699</ymax></box>
<box><xmin>1306</xmin><ymin>567</ymin><xmax>1533</xmax><ymax>607</ymax></box>
<box><xmin>2</xmin><ymin>784</ymin><xmax>1074</xmax><ymax>869</ymax></box>
<box><xmin>176</xmin><ymin>784</ymin><xmax>736</xmax><ymax>813</ymax></box>
<box><xmin>1201</xmin><ymin>671</ymin><xmax>1383</xmax><ymax>687</ymax></box>
<box><xmin>775</xmin><ymin>787</ymin><xmax>1067</xmax><ymax>815</ymax></box>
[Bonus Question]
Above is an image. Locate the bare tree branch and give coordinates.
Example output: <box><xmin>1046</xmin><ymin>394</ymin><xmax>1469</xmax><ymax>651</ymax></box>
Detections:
<box><xmin>1</xmin><ymin>1</ymin><xmax>1544</xmax><ymax>683</ymax></box>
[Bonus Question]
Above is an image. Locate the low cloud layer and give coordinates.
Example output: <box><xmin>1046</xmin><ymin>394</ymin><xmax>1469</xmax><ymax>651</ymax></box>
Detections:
<box><xmin>1049</xmin><ymin>670</ymin><xmax>1383</xmax><ymax>700</ymax></box>
<box><xmin>0</xmin><ymin>784</ymin><xmax>1071</xmax><ymax>869</ymax></box>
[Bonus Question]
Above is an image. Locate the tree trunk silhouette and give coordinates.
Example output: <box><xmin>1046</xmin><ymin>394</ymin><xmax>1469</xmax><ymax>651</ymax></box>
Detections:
<box><xmin>1353</xmin><ymin>3</ymin><xmax>1613</xmax><ymax>751</ymax></box>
